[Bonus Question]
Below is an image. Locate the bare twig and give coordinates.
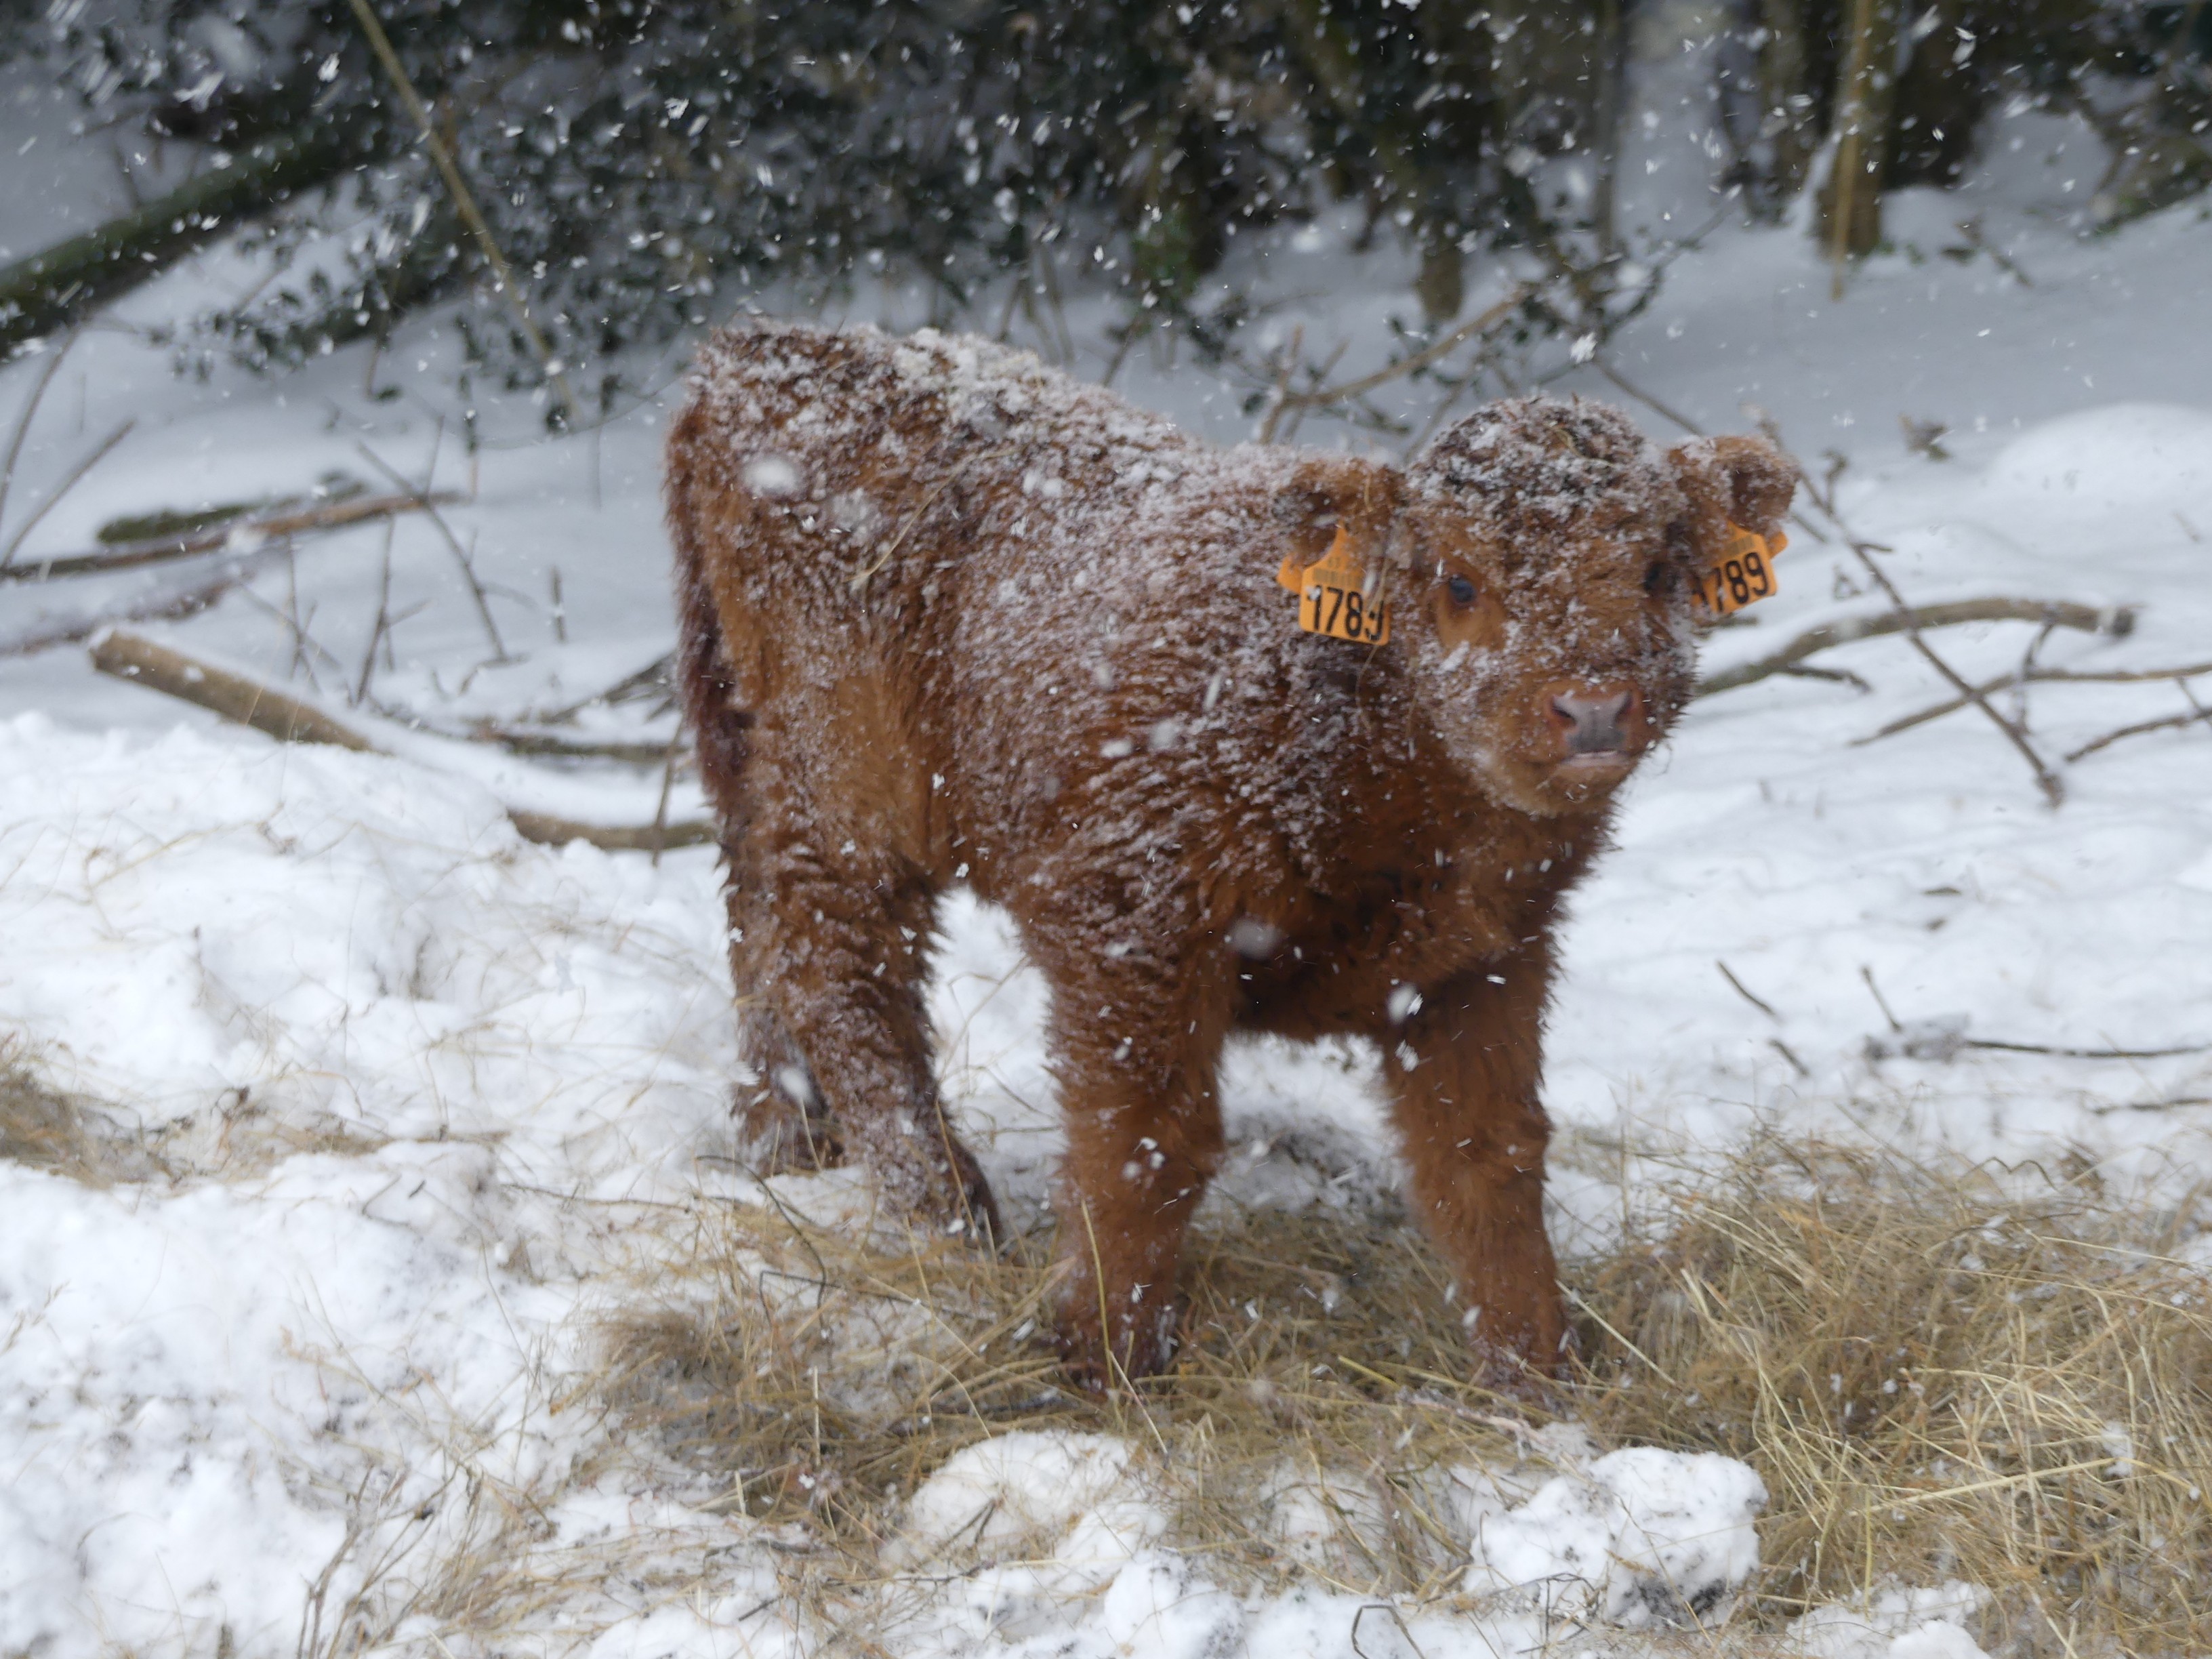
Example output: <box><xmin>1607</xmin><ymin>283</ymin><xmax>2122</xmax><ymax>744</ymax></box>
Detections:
<box><xmin>538</xmin><ymin>652</ymin><xmax>674</xmax><ymax>723</ymax></box>
<box><xmin>1863</xmin><ymin>555</ymin><xmax>2066</xmax><ymax>802</ymax></box>
<box><xmin>354</xmin><ymin>441</ymin><xmax>508</xmax><ymax>661</ymax></box>
<box><xmin>1716</xmin><ymin>960</ymin><xmax>1780</xmax><ymax>1021</ymax></box>
<box><xmin>91</xmin><ymin>629</ymin><xmax>713</xmax><ymax>851</ymax></box>
<box><xmin>354</xmin><ymin>516</ymin><xmax>396</xmax><ymax>705</ymax></box>
<box><xmin>1859</xmin><ymin>965</ymin><xmax>1903</xmax><ymax>1033</ymax></box>
<box><xmin>342</xmin><ymin>0</ymin><xmax>577</xmax><ymax>423</ymax></box>
<box><xmin>2065</xmin><ymin>705</ymin><xmax>2212</xmax><ymax>763</ymax></box>
<box><xmin>1695</xmin><ymin>598</ymin><xmax>2135</xmax><ymax>698</ymax></box>
<box><xmin>0</xmin><ymin>330</ymin><xmax>79</xmax><ymax>534</ymax></box>
<box><xmin>231</xmin><ymin>576</ymin><xmax>345</xmax><ymax>686</ymax></box>
<box><xmin>0</xmin><ymin>418</ymin><xmax>135</xmax><ymax>569</ymax></box>
<box><xmin>1965</xmin><ymin>1036</ymin><xmax>2209</xmax><ymax>1061</ymax></box>
<box><xmin>1952</xmin><ymin>217</ymin><xmax>2032</xmax><ymax>287</ymax></box>
<box><xmin>649</xmin><ymin>735</ymin><xmax>681</xmax><ymax>867</ymax></box>
<box><xmin>1258</xmin><ymin>287</ymin><xmax>1531</xmax><ymax>444</ymax></box>
<box><xmin>1253</xmin><ymin>324</ymin><xmax>1302</xmax><ymax>444</ymax></box>
<box><xmin>1860</xmin><ymin>657</ymin><xmax>2212</xmax><ymax>745</ymax></box>
<box><xmin>1788</xmin><ymin>455</ymin><xmax>2068</xmax><ymax>802</ymax></box>
<box><xmin>0</xmin><ymin>487</ymin><xmax>457</xmax><ymax>583</ymax></box>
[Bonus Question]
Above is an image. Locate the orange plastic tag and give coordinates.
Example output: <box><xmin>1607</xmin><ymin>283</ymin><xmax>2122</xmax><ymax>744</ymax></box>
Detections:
<box><xmin>1279</xmin><ymin>526</ymin><xmax>1389</xmax><ymax>644</ymax></box>
<box><xmin>1692</xmin><ymin>523</ymin><xmax>1787</xmax><ymax>617</ymax></box>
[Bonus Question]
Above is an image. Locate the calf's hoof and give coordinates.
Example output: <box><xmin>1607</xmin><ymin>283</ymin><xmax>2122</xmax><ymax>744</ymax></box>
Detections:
<box><xmin>870</xmin><ymin>1132</ymin><xmax>1004</xmax><ymax>1250</ymax></box>
<box><xmin>1052</xmin><ymin>1269</ymin><xmax>1179</xmax><ymax>1391</ymax></box>
<box><xmin>732</xmin><ymin>1085</ymin><xmax>845</xmax><ymax>1175</ymax></box>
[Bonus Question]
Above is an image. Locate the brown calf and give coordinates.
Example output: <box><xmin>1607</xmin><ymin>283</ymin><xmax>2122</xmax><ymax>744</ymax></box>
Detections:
<box><xmin>665</xmin><ymin>319</ymin><xmax>1794</xmax><ymax>1388</ymax></box>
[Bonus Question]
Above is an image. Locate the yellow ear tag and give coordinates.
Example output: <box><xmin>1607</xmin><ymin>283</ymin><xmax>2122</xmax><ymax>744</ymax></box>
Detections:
<box><xmin>1279</xmin><ymin>525</ymin><xmax>1390</xmax><ymax>644</ymax></box>
<box><xmin>1692</xmin><ymin>523</ymin><xmax>1788</xmax><ymax>617</ymax></box>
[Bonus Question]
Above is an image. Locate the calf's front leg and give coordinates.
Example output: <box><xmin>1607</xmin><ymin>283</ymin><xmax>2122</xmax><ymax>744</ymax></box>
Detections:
<box><xmin>1033</xmin><ymin>934</ymin><xmax>1234</xmax><ymax>1389</ymax></box>
<box><xmin>1383</xmin><ymin>949</ymin><xmax>1569</xmax><ymax>1386</ymax></box>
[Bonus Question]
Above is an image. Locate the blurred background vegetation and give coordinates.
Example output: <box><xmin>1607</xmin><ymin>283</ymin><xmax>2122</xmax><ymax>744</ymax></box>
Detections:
<box><xmin>1</xmin><ymin>0</ymin><xmax>2206</xmax><ymax>417</ymax></box>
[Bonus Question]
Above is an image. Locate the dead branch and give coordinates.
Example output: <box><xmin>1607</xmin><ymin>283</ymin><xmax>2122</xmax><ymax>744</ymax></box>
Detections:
<box><xmin>466</xmin><ymin>725</ymin><xmax>687</xmax><ymax>764</ymax></box>
<box><xmin>0</xmin><ymin>488</ymin><xmax>461</xmax><ymax>583</ymax></box>
<box><xmin>506</xmin><ymin>808</ymin><xmax>712</xmax><ymax>853</ymax></box>
<box><xmin>1595</xmin><ymin>359</ymin><xmax>1701</xmax><ymax>437</ymax></box>
<box><xmin>1965</xmin><ymin>1036</ymin><xmax>2209</xmax><ymax>1061</ymax></box>
<box><xmin>1257</xmin><ymin>287</ymin><xmax>1530</xmax><ymax>443</ymax></box>
<box><xmin>91</xmin><ymin>627</ymin><xmax>375</xmax><ymax>750</ymax></box>
<box><xmin>1845</xmin><ymin>546</ymin><xmax>2068</xmax><ymax>805</ymax></box>
<box><xmin>0</xmin><ymin>546</ymin><xmax>298</xmax><ymax>655</ymax></box>
<box><xmin>1776</xmin><ymin>448</ymin><xmax>2070</xmax><ymax>802</ymax></box>
<box><xmin>539</xmin><ymin>653</ymin><xmax>676</xmax><ymax>723</ymax></box>
<box><xmin>2065</xmin><ymin>705</ymin><xmax>2212</xmax><ymax>764</ymax></box>
<box><xmin>1861</xmin><ymin>657</ymin><xmax>2212</xmax><ymax>745</ymax></box>
<box><xmin>1694</xmin><ymin>598</ymin><xmax>2136</xmax><ymax>698</ymax></box>
<box><xmin>89</xmin><ymin>629</ymin><xmax>713</xmax><ymax>852</ymax></box>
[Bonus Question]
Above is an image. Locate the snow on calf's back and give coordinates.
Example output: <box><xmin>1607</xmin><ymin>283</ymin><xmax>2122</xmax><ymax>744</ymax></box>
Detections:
<box><xmin>1462</xmin><ymin>1446</ymin><xmax>1766</xmax><ymax>1629</ymax></box>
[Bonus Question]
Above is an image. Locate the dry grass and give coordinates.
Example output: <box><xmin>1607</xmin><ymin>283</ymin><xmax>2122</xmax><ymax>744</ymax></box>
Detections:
<box><xmin>1575</xmin><ymin>1141</ymin><xmax>2212</xmax><ymax>1656</ymax></box>
<box><xmin>0</xmin><ymin>1040</ymin><xmax>169</xmax><ymax>1183</ymax></box>
<box><xmin>0</xmin><ymin>1036</ymin><xmax>389</xmax><ymax>1185</ymax></box>
<box><xmin>598</xmin><ymin>1191</ymin><xmax>1540</xmax><ymax>1611</ymax></box>
<box><xmin>596</xmin><ymin>1143</ymin><xmax>2212</xmax><ymax>1655</ymax></box>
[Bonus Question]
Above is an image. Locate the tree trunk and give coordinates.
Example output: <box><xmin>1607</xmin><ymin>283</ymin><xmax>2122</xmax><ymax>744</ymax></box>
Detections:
<box><xmin>1758</xmin><ymin>0</ymin><xmax>1820</xmax><ymax>208</ymax></box>
<box><xmin>1818</xmin><ymin>0</ymin><xmax>1899</xmax><ymax>277</ymax></box>
<box><xmin>1589</xmin><ymin>0</ymin><xmax>1632</xmax><ymax>259</ymax></box>
<box><xmin>0</xmin><ymin>129</ymin><xmax>365</xmax><ymax>363</ymax></box>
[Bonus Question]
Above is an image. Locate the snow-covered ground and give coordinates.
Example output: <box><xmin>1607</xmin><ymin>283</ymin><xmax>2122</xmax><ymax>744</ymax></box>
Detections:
<box><xmin>2</xmin><ymin>48</ymin><xmax>2209</xmax><ymax>1658</ymax></box>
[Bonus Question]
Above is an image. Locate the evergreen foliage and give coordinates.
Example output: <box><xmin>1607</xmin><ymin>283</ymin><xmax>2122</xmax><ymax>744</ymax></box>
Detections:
<box><xmin>5</xmin><ymin>1</ymin><xmax>2207</xmax><ymax>404</ymax></box>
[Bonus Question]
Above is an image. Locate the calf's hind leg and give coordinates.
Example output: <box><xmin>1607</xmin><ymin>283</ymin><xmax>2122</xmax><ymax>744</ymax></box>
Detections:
<box><xmin>745</xmin><ymin>817</ymin><xmax>999</xmax><ymax>1239</ymax></box>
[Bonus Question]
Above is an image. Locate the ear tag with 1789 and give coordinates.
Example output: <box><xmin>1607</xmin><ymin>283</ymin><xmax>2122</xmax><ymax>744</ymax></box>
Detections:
<box><xmin>1692</xmin><ymin>523</ymin><xmax>1787</xmax><ymax>617</ymax></box>
<box><xmin>1275</xmin><ymin>525</ymin><xmax>1389</xmax><ymax>644</ymax></box>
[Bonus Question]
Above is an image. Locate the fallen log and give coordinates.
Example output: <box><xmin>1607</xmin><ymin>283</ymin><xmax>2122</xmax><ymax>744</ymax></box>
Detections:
<box><xmin>89</xmin><ymin>629</ymin><xmax>714</xmax><ymax>853</ymax></box>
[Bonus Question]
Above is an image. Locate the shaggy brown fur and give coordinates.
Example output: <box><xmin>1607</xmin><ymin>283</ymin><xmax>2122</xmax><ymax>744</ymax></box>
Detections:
<box><xmin>665</xmin><ymin>320</ymin><xmax>1795</xmax><ymax>1389</ymax></box>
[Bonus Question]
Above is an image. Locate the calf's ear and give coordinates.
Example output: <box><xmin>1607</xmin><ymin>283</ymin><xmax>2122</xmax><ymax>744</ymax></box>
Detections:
<box><xmin>1269</xmin><ymin>456</ymin><xmax>1409</xmax><ymax>569</ymax></box>
<box><xmin>1665</xmin><ymin>434</ymin><xmax>1797</xmax><ymax>560</ymax></box>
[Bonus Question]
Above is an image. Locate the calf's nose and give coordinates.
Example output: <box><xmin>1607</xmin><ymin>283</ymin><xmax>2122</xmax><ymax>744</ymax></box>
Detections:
<box><xmin>1547</xmin><ymin>684</ymin><xmax>1639</xmax><ymax>756</ymax></box>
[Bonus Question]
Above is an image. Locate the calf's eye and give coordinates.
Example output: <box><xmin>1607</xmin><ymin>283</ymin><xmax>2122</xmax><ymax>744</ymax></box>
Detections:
<box><xmin>1643</xmin><ymin>560</ymin><xmax>1676</xmax><ymax>596</ymax></box>
<box><xmin>1446</xmin><ymin>575</ymin><xmax>1478</xmax><ymax>607</ymax></box>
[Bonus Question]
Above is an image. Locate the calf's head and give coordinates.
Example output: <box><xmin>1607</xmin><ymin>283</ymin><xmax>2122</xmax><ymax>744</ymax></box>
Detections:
<box><xmin>1292</xmin><ymin>398</ymin><xmax>1795</xmax><ymax>818</ymax></box>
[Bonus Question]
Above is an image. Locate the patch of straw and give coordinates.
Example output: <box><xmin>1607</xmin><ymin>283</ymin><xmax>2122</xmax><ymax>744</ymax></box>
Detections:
<box><xmin>586</xmin><ymin>1137</ymin><xmax>2212</xmax><ymax>1654</ymax></box>
<box><xmin>0</xmin><ymin>1038</ymin><xmax>168</xmax><ymax>1184</ymax></box>
<box><xmin>1573</xmin><ymin>1138</ymin><xmax>2212</xmax><ymax>1656</ymax></box>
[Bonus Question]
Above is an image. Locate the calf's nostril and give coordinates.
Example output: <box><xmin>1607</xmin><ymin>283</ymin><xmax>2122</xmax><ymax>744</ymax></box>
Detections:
<box><xmin>1549</xmin><ymin>689</ymin><xmax>1635</xmax><ymax>754</ymax></box>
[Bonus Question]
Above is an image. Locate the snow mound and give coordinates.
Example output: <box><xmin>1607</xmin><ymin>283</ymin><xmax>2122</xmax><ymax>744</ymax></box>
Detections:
<box><xmin>1982</xmin><ymin>403</ymin><xmax>2212</xmax><ymax>521</ymax></box>
<box><xmin>0</xmin><ymin>712</ymin><xmax>731</xmax><ymax>1183</ymax></box>
<box><xmin>1462</xmin><ymin>1447</ymin><xmax>1766</xmax><ymax>1628</ymax></box>
<box><xmin>1787</xmin><ymin>1582</ymin><xmax>1992</xmax><ymax>1659</ymax></box>
<box><xmin>890</xmin><ymin>1429</ymin><xmax>1168</xmax><ymax>1595</ymax></box>
<box><xmin>1099</xmin><ymin>1551</ymin><xmax>1245</xmax><ymax>1659</ymax></box>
